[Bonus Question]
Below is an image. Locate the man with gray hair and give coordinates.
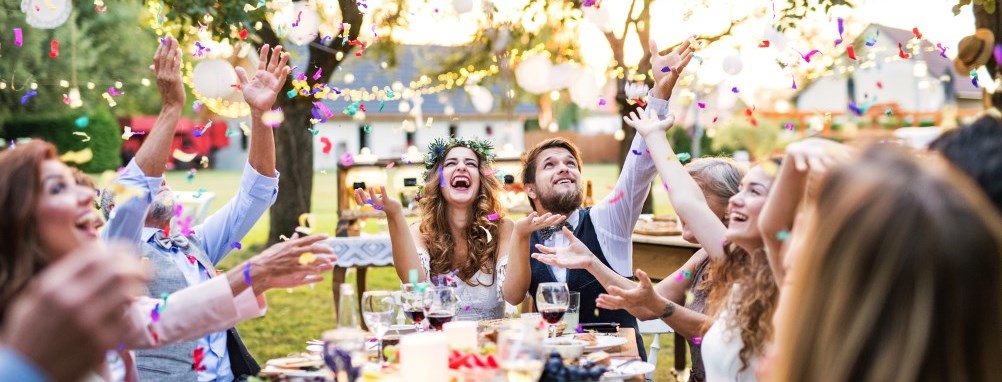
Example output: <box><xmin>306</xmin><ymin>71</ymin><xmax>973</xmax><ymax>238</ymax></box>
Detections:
<box><xmin>103</xmin><ymin>43</ymin><xmax>293</xmax><ymax>382</ymax></box>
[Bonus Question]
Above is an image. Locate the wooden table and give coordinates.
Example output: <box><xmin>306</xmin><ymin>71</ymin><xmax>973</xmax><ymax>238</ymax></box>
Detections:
<box><xmin>631</xmin><ymin>234</ymin><xmax>701</xmax><ymax>377</ymax></box>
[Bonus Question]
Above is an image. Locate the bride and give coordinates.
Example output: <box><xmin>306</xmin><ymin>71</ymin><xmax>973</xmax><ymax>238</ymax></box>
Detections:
<box><xmin>355</xmin><ymin>137</ymin><xmax>563</xmax><ymax>321</ymax></box>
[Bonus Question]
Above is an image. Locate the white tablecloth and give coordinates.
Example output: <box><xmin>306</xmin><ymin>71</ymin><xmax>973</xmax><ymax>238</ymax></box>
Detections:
<box><xmin>323</xmin><ymin>236</ymin><xmax>394</xmax><ymax>267</ymax></box>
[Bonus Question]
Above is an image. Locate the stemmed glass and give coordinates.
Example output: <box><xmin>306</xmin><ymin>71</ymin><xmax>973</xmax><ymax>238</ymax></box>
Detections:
<box><xmin>361</xmin><ymin>291</ymin><xmax>396</xmax><ymax>364</ymax></box>
<box><xmin>424</xmin><ymin>286</ymin><xmax>458</xmax><ymax>331</ymax></box>
<box><xmin>535</xmin><ymin>282</ymin><xmax>570</xmax><ymax>338</ymax></box>
<box><xmin>400</xmin><ymin>282</ymin><xmax>430</xmax><ymax>331</ymax></box>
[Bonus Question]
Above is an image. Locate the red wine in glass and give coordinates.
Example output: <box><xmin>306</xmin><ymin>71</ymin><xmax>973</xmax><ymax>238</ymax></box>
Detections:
<box><xmin>541</xmin><ymin>308</ymin><xmax>567</xmax><ymax>324</ymax></box>
<box><xmin>427</xmin><ymin>311</ymin><xmax>455</xmax><ymax>330</ymax></box>
<box><xmin>405</xmin><ymin>309</ymin><xmax>426</xmax><ymax>324</ymax></box>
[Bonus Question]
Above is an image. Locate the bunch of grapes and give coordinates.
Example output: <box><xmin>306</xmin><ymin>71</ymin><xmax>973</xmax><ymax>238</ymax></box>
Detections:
<box><xmin>539</xmin><ymin>351</ymin><xmax>607</xmax><ymax>382</ymax></box>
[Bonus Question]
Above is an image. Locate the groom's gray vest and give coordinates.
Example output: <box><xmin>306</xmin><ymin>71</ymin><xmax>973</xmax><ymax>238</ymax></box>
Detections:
<box><xmin>134</xmin><ymin>235</ymin><xmax>260</xmax><ymax>381</ymax></box>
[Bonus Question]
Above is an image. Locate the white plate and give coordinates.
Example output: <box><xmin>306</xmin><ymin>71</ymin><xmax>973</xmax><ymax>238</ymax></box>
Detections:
<box><xmin>560</xmin><ymin>334</ymin><xmax>628</xmax><ymax>353</ymax></box>
<box><xmin>305</xmin><ymin>344</ymin><xmax>323</xmax><ymax>353</ymax></box>
<box><xmin>601</xmin><ymin>359</ymin><xmax>656</xmax><ymax>381</ymax></box>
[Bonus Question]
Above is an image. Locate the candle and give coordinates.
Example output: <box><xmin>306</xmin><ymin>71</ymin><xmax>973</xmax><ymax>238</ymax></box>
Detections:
<box><xmin>399</xmin><ymin>332</ymin><xmax>448</xmax><ymax>382</ymax></box>
<box><xmin>443</xmin><ymin>321</ymin><xmax>478</xmax><ymax>350</ymax></box>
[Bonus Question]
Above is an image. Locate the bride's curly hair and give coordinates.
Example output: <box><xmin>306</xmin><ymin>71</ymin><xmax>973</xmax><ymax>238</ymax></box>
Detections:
<box><xmin>419</xmin><ymin>143</ymin><xmax>505</xmax><ymax>286</ymax></box>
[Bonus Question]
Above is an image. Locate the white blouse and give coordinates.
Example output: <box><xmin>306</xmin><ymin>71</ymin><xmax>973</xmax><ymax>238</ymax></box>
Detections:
<box><xmin>701</xmin><ymin>284</ymin><xmax>759</xmax><ymax>382</ymax></box>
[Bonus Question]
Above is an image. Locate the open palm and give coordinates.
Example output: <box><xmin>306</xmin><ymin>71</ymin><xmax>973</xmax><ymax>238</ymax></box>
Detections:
<box><xmin>623</xmin><ymin>107</ymin><xmax>675</xmax><ymax>138</ymax></box>
<box><xmin>650</xmin><ymin>38</ymin><xmax>694</xmax><ymax>90</ymax></box>
<box><xmin>236</xmin><ymin>44</ymin><xmax>291</xmax><ymax>112</ymax></box>
<box><xmin>596</xmin><ymin>269</ymin><xmax>665</xmax><ymax>321</ymax></box>
<box><xmin>531</xmin><ymin>227</ymin><xmax>595</xmax><ymax>269</ymax></box>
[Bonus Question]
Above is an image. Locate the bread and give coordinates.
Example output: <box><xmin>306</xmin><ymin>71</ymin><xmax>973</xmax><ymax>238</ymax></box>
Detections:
<box><xmin>586</xmin><ymin>351</ymin><xmax>611</xmax><ymax>367</ymax></box>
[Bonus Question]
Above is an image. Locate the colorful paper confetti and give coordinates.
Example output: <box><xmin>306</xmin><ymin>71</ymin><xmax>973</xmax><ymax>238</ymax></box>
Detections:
<box><xmin>320</xmin><ymin>136</ymin><xmax>333</xmax><ymax>154</ymax></box>
<box><xmin>230</xmin><ymin>242</ymin><xmax>242</xmax><ymax>250</ymax></box>
<box><xmin>49</xmin><ymin>39</ymin><xmax>59</xmax><ymax>58</ymax></box>
<box><xmin>759</xmin><ymin>40</ymin><xmax>770</xmax><ymax>48</ymax></box>
<box><xmin>72</xmin><ymin>132</ymin><xmax>91</xmax><ymax>142</ymax></box>
<box><xmin>20</xmin><ymin>90</ymin><xmax>38</xmax><ymax>105</ymax></box>
<box><xmin>13</xmin><ymin>28</ymin><xmax>22</xmax><ymax>46</ymax></box>
<box><xmin>487</xmin><ymin>212</ymin><xmax>499</xmax><ymax>221</ymax></box>
<box><xmin>847</xmin><ymin>45</ymin><xmax>857</xmax><ymax>61</ymax></box>
<box><xmin>776</xmin><ymin>230</ymin><xmax>790</xmax><ymax>241</ymax></box>
<box><xmin>898</xmin><ymin>43</ymin><xmax>911</xmax><ymax>59</ymax></box>
<box><xmin>243</xmin><ymin>262</ymin><xmax>252</xmax><ymax>285</ymax></box>
<box><xmin>151</xmin><ymin>304</ymin><xmax>161</xmax><ymax>322</ymax></box>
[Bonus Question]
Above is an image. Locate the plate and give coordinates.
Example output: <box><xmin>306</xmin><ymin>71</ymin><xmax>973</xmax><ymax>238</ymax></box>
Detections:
<box><xmin>305</xmin><ymin>344</ymin><xmax>323</xmax><ymax>353</ymax></box>
<box><xmin>265</xmin><ymin>355</ymin><xmax>323</xmax><ymax>370</ymax></box>
<box><xmin>388</xmin><ymin>324</ymin><xmax>417</xmax><ymax>334</ymax></box>
<box><xmin>560</xmin><ymin>334</ymin><xmax>628</xmax><ymax>353</ymax></box>
<box><xmin>601</xmin><ymin>359</ymin><xmax>656</xmax><ymax>381</ymax></box>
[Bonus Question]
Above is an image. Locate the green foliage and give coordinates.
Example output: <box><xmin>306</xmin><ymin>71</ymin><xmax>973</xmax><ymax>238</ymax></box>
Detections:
<box><xmin>954</xmin><ymin>0</ymin><xmax>994</xmax><ymax>15</ymax></box>
<box><xmin>2</xmin><ymin>109</ymin><xmax>122</xmax><ymax>172</ymax></box>
<box><xmin>775</xmin><ymin>0</ymin><xmax>853</xmax><ymax>31</ymax></box>
<box><xmin>0</xmin><ymin>4</ymin><xmax>161</xmax><ymax>116</ymax></box>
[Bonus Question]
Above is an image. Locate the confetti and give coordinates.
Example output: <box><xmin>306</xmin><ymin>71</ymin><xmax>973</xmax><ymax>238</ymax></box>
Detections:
<box><xmin>150</xmin><ymin>304</ymin><xmax>160</xmax><ymax>322</ymax></box>
<box><xmin>784</xmin><ymin>122</ymin><xmax>794</xmax><ymax>131</ymax></box>
<box><xmin>298</xmin><ymin>252</ymin><xmax>317</xmax><ymax>265</ymax></box>
<box><xmin>731</xmin><ymin>87</ymin><xmax>739</xmax><ymax>93</ymax></box>
<box><xmin>834</xmin><ymin>18</ymin><xmax>845</xmax><ymax>46</ymax></box>
<box><xmin>898</xmin><ymin>43</ymin><xmax>911</xmax><ymax>59</ymax></box>
<box><xmin>193</xmin><ymin>121</ymin><xmax>212</xmax><ymax>138</ymax></box>
<box><xmin>697</xmin><ymin>102</ymin><xmax>706</xmax><ymax>109</ymax></box>
<box><xmin>313</xmin><ymin>67</ymin><xmax>323</xmax><ymax>81</ymax></box>
<box><xmin>49</xmin><ymin>39</ymin><xmax>59</xmax><ymax>58</ymax></box>
<box><xmin>876</xmin><ymin>81</ymin><xmax>883</xmax><ymax>90</ymax></box>
<box><xmin>692</xmin><ymin>337</ymin><xmax>702</xmax><ymax>345</ymax></box>
<box><xmin>660</xmin><ymin>66</ymin><xmax>671</xmax><ymax>73</ymax></box>
<box><xmin>244</xmin><ymin>262</ymin><xmax>252</xmax><ymax>285</ymax></box>
<box><xmin>192</xmin><ymin>188</ymin><xmax>207</xmax><ymax>199</ymax></box>
<box><xmin>438</xmin><ymin>166</ymin><xmax>445</xmax><ymax>188</ymax></box>
<box><xmin>776</xmin><ymin>230</ymin><xmax>790</xmax><ymax>241</ymax></box>
<box><xmin>792</xmin><ymin>78</ymin><xmax>797</xmax><ymax>90</ymax></box>
<box><xmin>598</xmin><ymin>98</ymin><xmax>606</xmax><ymax>106</ymax></box>
<box><xmin>108</xmin><ymin>86</ymin><xmax>124</xmax><ymax>97</ymax></box>
<box><xmin>885</xmin><ymin>108</ymin><xmax>893</xmax><ymax>116</ymax></box>
<box><xmin>186</xmin><ymin>169</ymin><xmax>196</xmax><ymax>183</ymax></box>
<box><xmin>20</xmin><ymin>90</ymin><xmax>38</xmax><ymax>104</ymax></box>
<box><xmin>307</xmin><ymin>127</ymin><xmax>319</xmax><ymax>135</ymax></box>
<box><xmin>847</xmin><ymin>45</ymin><xmax>857</xmax><ymax>61</ymax></box>
<box><xmin>73</xmin><ymin>132</ymin><xmax>91</xmax><ymax>142</ymax></box>
<box><xmin>912</xmin><ymin>27</ymin><xmax>923</xmax><ymax>40</ymax></box>
<box><xmin>192</xmin><ymin>348</ymin><xmax>206</xmax><ymax>371</ymax></box>
<box><xmin>340</xmin><ymin>152</ymin><xmax>354</xmax><ymax>167</ymax></box>
<box><xmin>797</xmin><ymin>49</ymin><xmax>822</xmax><ymax>63</ymax></box>
<box><xmin>631</xmin><ymin>149</ymin><xmax>642</xmax><ymax>156</ymax></box>
<box><xmin>663</xmin><ymin>182</ymin><xmax>670</xmax><ymax>192</ymax></box>
<box><xmin>296</xmin><ymin>213</ymin><xmax>316</xmax><ymax>236</ymax></box>
<box><xmin>865</xmin><ymin>36</ymin><xmax>877</xmax><ymax>47</ymax></box>
<box><xmin>239</xmin><ymin>28</ymin><xmax>248</xmax><ymax>40</ymax></box>
<box><xmin>230</xmin><ymin>242</ymin><xmax>242</xmax><ymax>250</ymax></box>
<box><xmin>172</xmin><ymin>149</ymin><xmax>197</xmax><ymax>162</ymax></box>
<box><xmin>607</xmin><ymin>189</ymin><xmax>625</xmax><ymax>204</ymax></box>
<box><xmin>759</xmin><ymin>40</ymin><xmax>770</xmax><ymax>48</ymax></box>
<box><xmin>674</xmin><ymin>270</ymin><xmax>691</xmax><ymax>282</ymax></box>
<box><xmin>487</xmin><ymin>212</ymin><xmax>499</xmax><ymax>221</ymax></box>
<box><xmin>677</xmin><ymin>152</ymin><xmax>691</xmax><ymax>163</ymax></box>
<box><xmin>59</xmin><ymin>148</ymin><xmax>93</xmax><ymax>164</ymax></box>
<box><xmin>13</xmin><ymin>28</ymin><xmax>22</xmax><ymax>46</ymax></box>
<box><xmin>971</xmin><ymin>69</ymin><xmax>980</xmax><ymax>88</ymax></box>
<box><xmin>386</xmin><ymin>162</ymin><xmax>395</xmax><ymax>169</ymax></box>
<box><xmin>936</xmin><ymin>43</ymin><xmax>948</xmax><ymax>58</ymax></box>
<box><xmin>320</xmin><ymin>136</ymin><xmax>333</xmax><ymax>154</ymax></box>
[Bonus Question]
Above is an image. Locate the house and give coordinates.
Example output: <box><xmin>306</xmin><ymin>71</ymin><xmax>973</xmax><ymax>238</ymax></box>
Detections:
<box><xmin>796</xmin><ymin>24</ymin><xmax>982</xmax><ymax>117</ymax></box>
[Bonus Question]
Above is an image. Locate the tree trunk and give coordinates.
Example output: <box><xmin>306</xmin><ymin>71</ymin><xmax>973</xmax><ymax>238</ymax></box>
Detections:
<box><xmin>974</xmin><ymin>1</ymin><xmax>1002</xmax><ymax>109</ymax></box>
<box><xmin>268</xmin><ymin>99</ymin><xmax>316</xmax><ymax>245</ymax></box>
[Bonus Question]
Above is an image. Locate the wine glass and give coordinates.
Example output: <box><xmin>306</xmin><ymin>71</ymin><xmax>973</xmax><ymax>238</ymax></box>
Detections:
<box><xmin>361</xmin><ymin>291</ymin><xmax>396</xmax><ymax>364</ymax></box>
<box><xmin>535</xmin><ymin>282</ymin><xmax>570</xmax><ymax>338</ymax></box>
<box><xmin>498</xmin><ymin>320</ymin><xmax>545</xmax><ymax>382</ymax></box>
<box><xmin>401</xmin><ymin>282</ymin><xmax>430</xmax><ymax>331</ymax></box>
<box><xmin>323</xmin><ymin>328</ymin><xmax>366</xmax><ymax>382</ymax></box>
<box><xmin>424</xmin><ymin>286</ymin><xmax>458</xmax><ymax>331</ymax></box>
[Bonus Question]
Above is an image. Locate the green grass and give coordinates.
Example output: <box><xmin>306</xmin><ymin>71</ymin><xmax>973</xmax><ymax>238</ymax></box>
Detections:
<box><xmin>161</xmin><ymin>165</ymin><xmax>684</xmax><ymax>380</ymax></box>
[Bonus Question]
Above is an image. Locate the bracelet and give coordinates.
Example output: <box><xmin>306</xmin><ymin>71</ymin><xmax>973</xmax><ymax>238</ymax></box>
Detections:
<box><xmin>660</xmin><ymin>301</ymin><xmax>676</xmax><ymax>318</ymax></box>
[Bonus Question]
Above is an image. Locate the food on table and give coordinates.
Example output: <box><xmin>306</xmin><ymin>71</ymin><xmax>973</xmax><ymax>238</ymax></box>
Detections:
<box><xmin>540</xmin><ymin>351</ymin><xmax>606</xmax><ymax>382</ymax></box>
<box><xmin>448</xmin><ymin>349</ymin><xmax>499</xmax><ymax>370</ymax></box>
<box><xmin>585</xmin><ymin>351</ymin><xmax>611</xmax><ymax>367</ymax></box>
<box><xmin>574</xmin><ymin>332</ymin><xmax>598</xmax><ymax>346</ymax></box>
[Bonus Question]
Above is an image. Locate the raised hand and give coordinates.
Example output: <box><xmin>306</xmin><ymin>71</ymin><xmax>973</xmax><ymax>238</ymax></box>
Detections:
<box><xmin>354</xmin><ymin>186</ymin><xmax>402</xmax><ymax>215</ymax></box>
<box><xmin>650</xmin><ymin>37</ymin><xmax>695</xmax><ymax>98</ymax></box>
<box><xmin>235</xmin><ymin>44</ymin><xmax>291</xmax><ymax>112</ymax></box>
<box><xmin>623</xmin><ymin>106</ymin><xmax>675</xmax><ymax>138</ymax></box>
<box><xmin>784</xmin><ymin>138</ymin><xmax>852</xmax><ymax>173</ymax></box>
<box><xmin>530</xmin><ymin>227</ymin><xmax>595</xmax><ymax>270</ymax></box>
<box><xmin>153</xmin><ymin>35</ymin><xmax>185</xmax><ymax>107</ymax></box>
<box><xmin>247</xmin><ymin>234</ymin><xmax>336</xmax><ymax>291</ymax></box>
<box><xmin>515</xmin><ymin>211</ymin><xmax>566</xmax><ymax>235</ymax></box>
<box><xmin>596</xmin><ymin>269</ymin><xmax>667</xmax><ymax>321</ymax></box>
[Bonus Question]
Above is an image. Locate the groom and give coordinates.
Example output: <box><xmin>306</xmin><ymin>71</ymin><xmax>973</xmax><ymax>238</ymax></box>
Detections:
<box><xmin>518</xmin><ymin>39</ymin><xmax>693</xmax><ymax>360</ymax></box>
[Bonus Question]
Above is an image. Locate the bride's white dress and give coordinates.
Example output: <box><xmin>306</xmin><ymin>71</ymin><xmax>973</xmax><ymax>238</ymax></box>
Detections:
<box><xmin>417</xmin><ymin>247</ymin><xmax>508</xmax><ymax>321</ymax></box>
<box><xmin>701</xmin><ymin>284</ymin><xmax>759</xmax><ymax>382</ymax></box>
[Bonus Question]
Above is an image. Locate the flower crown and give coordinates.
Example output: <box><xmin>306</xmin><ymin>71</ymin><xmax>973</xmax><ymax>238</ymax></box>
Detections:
<box><xmin>421</xmin><ymin>137</ymin><xmax>496</xmax><ymax>181</ymax></box>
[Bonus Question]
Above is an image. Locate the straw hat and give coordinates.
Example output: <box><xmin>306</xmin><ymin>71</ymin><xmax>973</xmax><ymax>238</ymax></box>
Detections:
<box><xmin>954</xmin><ymin>28</ymin><xmax>995</xmax><ymax>75</ymax></box>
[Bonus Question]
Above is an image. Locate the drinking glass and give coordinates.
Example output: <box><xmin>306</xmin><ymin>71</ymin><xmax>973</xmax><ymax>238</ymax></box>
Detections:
<box><xmin>361</xmin><ymin>291</ymin><xmax>396</xmax><ymax>364</ymax></box>
<box><xmin>424</xmin><ymin>286</ymin><xmax>458</xmax><ymax>331</ymax></box>
<box><xmin>400</xmin><ymin>282</ymin><xmax>430</xmax><ymax>331</ymax></box>
<box><xmin>535</xmin><ymin>282</ymin><xmax>570</xmax><ymax>338</ymax></box>
<box><xmin>562</xmin><ymin>292</ymin><xmax>580</xmax><ymax>334</ymax></box>
<box><xmin>498</xmin><ymin>321</ymin><xmax>545</xmax><ymax>382</ymax></box>
<box><xmin>323</xmin><ymin>328</ymin><xmax>366</xmax><ymax>382</ymax></box>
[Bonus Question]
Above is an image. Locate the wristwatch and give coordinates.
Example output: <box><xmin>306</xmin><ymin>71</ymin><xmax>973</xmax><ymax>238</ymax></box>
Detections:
<box><xmin>660</xmin><ymin>300</ymin><xmax>676</xmax><ymax>318</ymax></box>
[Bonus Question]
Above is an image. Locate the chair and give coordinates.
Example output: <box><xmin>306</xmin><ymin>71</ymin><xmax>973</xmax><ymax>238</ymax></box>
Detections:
<box><xmin>638</xmin><ymin>318</ymin><xmax>674</xmax><ymax>381</ymax></box>
<box><xmin>172</xmin><ymin>191</ymin><xmax>216</xmax><ymax>226</ymax></box>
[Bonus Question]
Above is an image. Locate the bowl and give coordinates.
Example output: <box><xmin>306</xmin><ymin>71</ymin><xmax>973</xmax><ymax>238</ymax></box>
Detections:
<box><xmin>543</xmin><ymin>338</ymin><xmax>586</xmax><ymax>360</ymax></box>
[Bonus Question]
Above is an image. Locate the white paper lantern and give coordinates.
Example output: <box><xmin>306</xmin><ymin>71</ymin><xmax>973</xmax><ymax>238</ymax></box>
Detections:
<box><xmin>192</xmin><ymin>59</ymin><xmax>238</xmax><ymax>99</ymax></box>
<box><xmin>568</xmin><ymin>68</ymin><xmax>600</xmax><ymax>110</ymax></box>
<box><xmin>515</xmin><ymin>54</ymin><xmax>553</xmax><ymax>95</ymax></box>
<box><xmin>466</xmin><ymin>86</ymin><xmax>494</xmax><ymax>114</ymax></box>
<box><xmin>722</xmin><ymin>53</ymin><xmax>743</xmax><ymax>76</ymax></box>
<box><xmin>547</xmin><ymin>62</ymin><xmax>579</xmax><ymax>91</ymax></box>
<box><xmin>21</xmin><ymin>0</ymin><xmax>72</xmax><ymax>29</ymax></box>
<box><xmin>453</xmin><ymin>0</ymin><xmax>474</xmax><ymax>14</ymax></box>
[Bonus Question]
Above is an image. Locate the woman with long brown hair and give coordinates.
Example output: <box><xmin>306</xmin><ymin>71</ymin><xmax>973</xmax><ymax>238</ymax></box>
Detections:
<box><xmin>356</xmin><ymin>138</ymin><xmax>563</xmax><ymax>321</ymax></box>
<box><xmin>766</xmin><ymin>146</ymin><xmax>1002</xmax><ymax>382</ymax></box>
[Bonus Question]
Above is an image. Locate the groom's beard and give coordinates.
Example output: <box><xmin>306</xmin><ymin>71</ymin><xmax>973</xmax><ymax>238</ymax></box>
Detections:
<box><xmin>537</xmin><ymin>186</ymin><xmax>583</xmax><ymax>215</ymax></box>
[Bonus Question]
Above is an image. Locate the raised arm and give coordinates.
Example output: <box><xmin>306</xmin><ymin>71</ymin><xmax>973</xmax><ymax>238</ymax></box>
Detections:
<box><xmin>759</xmin><ymin>138</ymin><xmax>849</xmax><ymax>286</ymax></box>
<box><xmin>597</xmin><ymin>269</ymin><xmax>711</xmax><ymax>339</ymax></box>
<box><xmin>136</xmin><ymin>36</ymin><xmax>185</xmax><ymax>177</ymax></box>
<box><xmin>531</xmin><ymin>227</ymin><xmax>638</xmax><ymax>291</ymax></box>
<box><xmin>503</xmin><ymin>213</ymin><xmax>566</xmax><ymax>305</ymax></box>
<box><xmin>355</xmin><ymin>187</ymin><xmax>421</xmax><ymax>282</ymax></box>
<box><xmin>235</xmin><ymin>44</ymin><xmax>290</xmax><ymax>177</ymax></box>
<box><xmin>625</xmin><ymin>109</ymin><xmax>728</xmax><ymax>260</ymax></box>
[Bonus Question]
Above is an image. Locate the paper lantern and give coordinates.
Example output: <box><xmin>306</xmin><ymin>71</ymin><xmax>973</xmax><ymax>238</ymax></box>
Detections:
<box><xmin>547</xmin><ymin>62</ymin><xmax>579</xmax><ymax>91</ymax></box>
<box><xmin>21</xmin><ymin>0</ymin><xmax>72</xmax><ymax>29</ymax></box>
<box><xmin>568</xmin><ymin>68</ymin><xmax>600</xmax><ymax>110</ymax></box>
<box><xmin>192</xmin><ymin>59</ymin><xmax>238</xmax><ymax>99</ymax></box>
<box><xmin>285</xmin><ymin>2</ymin><xmax>321</xmax><ymax>46</ymax></box>
<box><xmin>722</xmin><ymin>53</ymin><xmax>743</xmax><ymax>76</ymax></box>
<box><xmin>453</xmin><ymin>0</ymin><xmax>474</xmax><ymax>14</ymax></box>
<box><xmin>515</xmin><ymin>54</ymin><xmax>553</xmax><ymax>95</ymax></box>
<box><xmin>466</xmin><ymin>86</ymin><xmax>494</xmax><ymax>114</ymax></box>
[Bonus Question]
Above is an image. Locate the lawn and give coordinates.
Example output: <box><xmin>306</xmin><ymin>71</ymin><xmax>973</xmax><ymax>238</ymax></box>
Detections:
<box><xmin>161</xmin><ymin>164</ymin><xmax>685</xmax><ymax>380</ymax></box>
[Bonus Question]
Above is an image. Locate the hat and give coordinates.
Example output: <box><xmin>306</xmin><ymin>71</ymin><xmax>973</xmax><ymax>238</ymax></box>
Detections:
<box><xmin>954</xmin><ymin>28</ymin><xmax>995</xmax><ymax>75</ymax></box>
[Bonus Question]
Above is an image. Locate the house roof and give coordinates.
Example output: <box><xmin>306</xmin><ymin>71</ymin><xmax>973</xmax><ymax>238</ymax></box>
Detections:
<box><xmin>868</xmin><ymin>25</ymin><xmax>978</xmax><ymax>99</ymax></box>
<box><xmin>319</xmin><ymin>45</ymin><xmax>538</xmax><ymax>118</ymax></box>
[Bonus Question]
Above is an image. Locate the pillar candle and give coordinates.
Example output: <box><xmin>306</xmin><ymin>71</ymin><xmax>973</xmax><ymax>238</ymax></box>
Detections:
<box><xmin>443</xmin><ymin>321</ymin><xmax>478</xmax><ymax>350</ymax></box>
<box><xmin>399</xmin><ymin>332</ymin><xmax>448</xmax><ymax>382</ymax></box>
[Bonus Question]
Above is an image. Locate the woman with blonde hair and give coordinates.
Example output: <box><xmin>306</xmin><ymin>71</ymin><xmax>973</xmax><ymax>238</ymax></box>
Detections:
<box><xmin>766</xmin><ymin>145</ymin><xmax>1002</xmax><ymax>382</ymax></box>
<box><xmin>356</xmin><ymin>138</ymin><xmax>562</xmax><ymax>321</ymax></box>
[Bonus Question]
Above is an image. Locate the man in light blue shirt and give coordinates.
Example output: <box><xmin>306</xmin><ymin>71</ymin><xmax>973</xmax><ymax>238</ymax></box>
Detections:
<box><xmin>0</xmin><ymin>348</ymin><xmax>47</xmax><ymax>382</ymax></box>
<box><xmin>102</xmin><ymin>44</ymin><xmax>293</xmax><ymax>382</ymax></box>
